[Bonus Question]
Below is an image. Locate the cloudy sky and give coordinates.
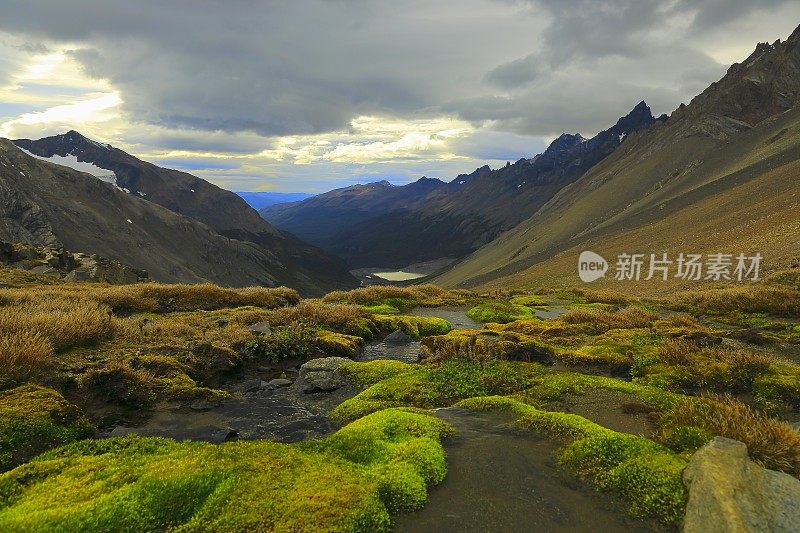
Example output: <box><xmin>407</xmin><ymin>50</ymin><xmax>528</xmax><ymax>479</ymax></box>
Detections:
<box><xmin>1</xmin><ymin>1</ymin><xmax>798</xmax><ymax>192</ymax></box>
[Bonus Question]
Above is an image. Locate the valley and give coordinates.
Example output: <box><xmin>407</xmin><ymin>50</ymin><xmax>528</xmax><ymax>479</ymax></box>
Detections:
<box><xmin>0</xmin><ymin>8</ymin><xmax>799</xmax><ymax>533</ymax></box>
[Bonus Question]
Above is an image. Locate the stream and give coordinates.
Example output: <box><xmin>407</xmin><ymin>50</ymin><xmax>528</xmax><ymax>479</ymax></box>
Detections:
<box><xmin>111</xmin><ymin>306</ymin><xmax>663</xmax><ymax>531</ymax></box>
<box><xmin>395</xmin><ymin>408</ymin><xmax>663</xmax><ymax>533</ymax></box>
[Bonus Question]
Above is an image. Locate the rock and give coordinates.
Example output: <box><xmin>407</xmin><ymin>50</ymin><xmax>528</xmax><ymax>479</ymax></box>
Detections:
<box><xmin>235</xmin><ymin>378</ymin><xmax>263</xmax><ymax>393</ymax></box>
<box><xmin>64</xmin><ymin>269</ymin><xmax>93</xmax><ymax>282</ymax></box>
<box><xmin>297</xmin><ymin>357</ymin><xmax>351</xmax><ymax>392</ymax></box>
<box><xmin>29</xmin><ymin>265</ymin><xmax>60</xmax><ymax>276</ymax></box>
<box><xmin>264</xmin><ymin>378</ymin><xmax>292</xmax><ymax>390</ymax></box>
<box><xmin>683</xmin><ymin>436</ymin><xmax>800</xmax><ymax>532</ymax></box>
<box><xmin>247</xmin><ymin>321</ymin><xmax>272</xmax><ymax>335</ymax></box>
<box><xmin>384</xmin><ymin>329</ymin><xmax>414</xmax><ymax>345</ymax></box>
<box><xmin>209</xmin><ymin>428</ymin><xmax>239</xmax><ymax>444</ymax></box>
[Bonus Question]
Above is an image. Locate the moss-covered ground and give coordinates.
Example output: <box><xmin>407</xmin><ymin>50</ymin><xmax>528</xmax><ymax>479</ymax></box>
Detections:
<box><xmin>1</xmin><ymin>276</ymin><xmax>799</xmax><ymax>529</ymax></box>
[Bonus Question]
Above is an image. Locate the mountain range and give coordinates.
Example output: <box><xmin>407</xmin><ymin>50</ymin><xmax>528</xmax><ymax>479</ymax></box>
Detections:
<box><xmin>3</xmin><ymin>133</ymin><xmax>357</xmax><ymax>295</ymax></box>
<box><xmin>262</xmin><ymin>101</ymin><xmax>660</xmax><ymax>268</ymax></box>
<box><xmin>2</xmin><ymin>25</ymin><xmax>798</xmax><ymax>296</ymax></box>
<box><xmin>435</xmin><ymin>26</ymin><xmax>800</xmax><ymax>290</ymax></box>
<box><xmin>262</xmin><ymin>24</ymin><xmax>800</xmax><ymax>293</ymax></box>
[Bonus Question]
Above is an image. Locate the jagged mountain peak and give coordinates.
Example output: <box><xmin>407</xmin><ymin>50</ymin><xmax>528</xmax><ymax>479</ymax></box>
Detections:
<box><xmin>613</xmin><ymin>101</ymin><xmax>654</xmax><ymax>132</ymax></box>
<box><xmin>546</xmin><ymin>133</ymin><xmax>586</xmax><ymax>153</ymax></box>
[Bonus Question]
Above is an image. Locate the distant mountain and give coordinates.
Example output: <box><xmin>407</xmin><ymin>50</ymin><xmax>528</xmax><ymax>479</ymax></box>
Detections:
<box><xmin>260</xmin><ymin>177</ymin><xmax>449</xmax><ymax>253</ymax></box>
<box><xmin>435</xmin><ymin>26</ymin><xmax>800</xmax><ymax>290</ymax></box>
<box><xmin>236</xmin><ymin>191</ymin><xmax>314</xmax><ymax>210</ymax></box>
<box><xmin>262</xmin><ymin>103</ymin><xmax>656</xmax><ymax>268</ymax></box>
<box><xmin>8</xmin><ymin>133</ymin><xmax>357</xmax><ymax>294</ymax></box>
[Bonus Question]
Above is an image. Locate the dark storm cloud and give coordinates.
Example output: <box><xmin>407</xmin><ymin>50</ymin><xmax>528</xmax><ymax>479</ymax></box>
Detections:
<box><xmin>1</xmin><ymin>0</ymin><xmax>797</xmax><ymax>144</ymax></box>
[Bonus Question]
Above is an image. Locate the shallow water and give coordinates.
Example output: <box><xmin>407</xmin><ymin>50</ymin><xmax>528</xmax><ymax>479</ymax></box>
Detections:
<box><xmin>360</xmin><ymin>341</ymin><xmax>422</xmax><ymax>363</ymax></box>
<box><xmin>372</xmin><ymin>271</ymin><xmax>427</xmax><ymax>281</ymax></box>
<box><xmin>107</xmin><ymin>384</ymin><xmax>356</xmax><ymax>443</ymax></box>
<box><xmin>394</xmin><ymin>408</ymin><xmax>665</xmax><ymax>533</ymax></box>
<box><xmin>534</xmin><ymin>306</ymin><xmax>570</xmax><ymax>319</ymax></box>
<box><xmin>410</xmin><ymin>306</ymin><xmax>483</xmax><ymax>330</ymax></box>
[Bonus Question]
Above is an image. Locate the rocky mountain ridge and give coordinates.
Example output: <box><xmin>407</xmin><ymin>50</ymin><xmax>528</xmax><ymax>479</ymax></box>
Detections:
<box><xmin>262</xmin><ymin>101</ymin><xmax>658</xmax><ymax>268</ymax></box>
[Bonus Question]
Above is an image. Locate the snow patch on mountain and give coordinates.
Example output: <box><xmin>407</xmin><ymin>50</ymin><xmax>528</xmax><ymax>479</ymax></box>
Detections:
<box><xmin>18</xmin><ymin>147</ymin><xmax>118</xmax><ymax>185</ymax></box>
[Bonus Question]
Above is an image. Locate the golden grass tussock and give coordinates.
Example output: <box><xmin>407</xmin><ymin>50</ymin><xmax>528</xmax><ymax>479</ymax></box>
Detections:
<box><xmin>323</xmin><ymin>284</ymin><xmax>471</xmax><ymax>307</ymax></box>
<box><xmin>578</xmin><ymin>288</ymin><xmax>633</xmax><ymax>305</ymax></box>
<box><xmin>0</xmin><ymin>297</ymin><xmax>113</xmax><ymax>352</ymax></box>
<box><xmin>561</xmin><ymin>306</ymin><xmax>658</xmax><ymax>329</ymax></box>
<box><xmin>1</xmin><ymin>283</ymin><xmax>299</xmax><ymax>314</ymax></box>
<box><xmin>265</xmin><ymin>300</ymin><xmax>369</xmax><ymax>330</ymax></box>
<box><xmin>0</xmin><ymin>331</ymin><xmax>53</xmax><ymax>388</ymax></box>
<box><xmin>673</xmin><ymin>284</ymin><xmax>800</xmax><ymax>317</ymax></box>
<box><xmin>657</xmin><ymin>312</ymin><xmax>710</xmax><ymax>331</ymax></box>
<box><xmin>657</xmin><ymin>339</ymin><xmax>699</xmax><ymax>366</ymax></box>
<box><xmin>663</xmin><ymin>395</ymin><xmax>800</xmax><ymax>477</ymax></box>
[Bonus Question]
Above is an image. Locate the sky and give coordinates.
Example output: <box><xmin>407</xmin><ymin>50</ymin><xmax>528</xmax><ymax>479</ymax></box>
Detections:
<box><xmin>0</xmin><ymin>1</ymin><xmax>798</xmax><ymax>193</ymax></box>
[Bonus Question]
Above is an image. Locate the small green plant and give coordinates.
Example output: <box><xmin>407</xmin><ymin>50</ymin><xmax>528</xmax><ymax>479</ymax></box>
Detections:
<box><xmin>245</xmin><ymin>322</ymin><xmax>319</xmax><ymax>364</ymax></box>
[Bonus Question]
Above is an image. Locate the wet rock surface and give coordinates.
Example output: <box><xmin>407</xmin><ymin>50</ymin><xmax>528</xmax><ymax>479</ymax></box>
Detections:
<box><xmin>296</xmin><ymin>356</ymin><xmax>351</xmax><ymax>392</ymax></box>
<box><xmin>683</xmin><ymin>437</ymin><xmax>800</xmax><ymax>533</ymax></box>
<box><xmin>105</xmin><ymin>380</ymin><xmax>359</xmax><ymax>444</ymax></box>
<box><xmin>384</xmin><ymin>329</ymin><xmax>414</xmax><ymax>345</ymax></box>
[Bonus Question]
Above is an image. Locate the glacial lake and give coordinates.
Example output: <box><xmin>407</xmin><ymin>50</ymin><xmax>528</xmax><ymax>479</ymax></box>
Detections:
<box><xmin>371</xmin><ymin>270</ymin><xmax>427</xmax><ymax>281</ymax></box>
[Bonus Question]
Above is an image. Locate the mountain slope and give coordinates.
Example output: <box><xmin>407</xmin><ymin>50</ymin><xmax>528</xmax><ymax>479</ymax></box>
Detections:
<box><xmin>0</xmin><ymin>139</ymin><xmax>356</xmax><ymax>294</ymax></box>
<box><xmin>262</xmin><ymin>103</ymin><xmax>656</xmax><ymax>268</ymax></box>
<box><xmin>435</xmin><ymin>27</ymin><xmax>800</xmax><ymax>291</ymax></box>
<box><xmin>12</xmin><ymin>132</ymin><xmax>356</xmax><ymax>294</ymax></box>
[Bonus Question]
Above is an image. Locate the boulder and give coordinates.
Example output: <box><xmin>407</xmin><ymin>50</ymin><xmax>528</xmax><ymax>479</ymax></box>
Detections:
<box><xmin>683</xmin><ymin>436</ymin><xmax>800</xmax><ymax>532</ymax></box>
<box><xmin>247</xmin><ymin>321</ymin><xmax>272</xmax><ymax>335</ymax></box>
<box><xmin>297</xmin><ymin>357</ymin><xmax>351</xmax><ymax>392</ymax></box>
<box><xmin>64</xmin><ymin>269</ymin><xmax>93</xmax><ymax>282</ymax></box>
<box><xmin>384</xmin><ymin>329</ymin><xmax>414</xmax><ymax>345</ymax></box>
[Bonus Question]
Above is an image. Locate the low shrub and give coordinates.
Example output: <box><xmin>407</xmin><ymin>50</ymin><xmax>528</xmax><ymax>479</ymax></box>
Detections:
<box><xmin>639</xmin><ymin>342</ymin><xmax>772</xmax><ymax>393</ymax></box>
<box><xmin>0</xmin><ymin>296</ymin><xmax>112</xmax><ymax>351</ymax></box>
<box><xmin>561</xmin><ymin>306</ymin><xmax>658</xmax><ymax>331</ymax></box>
<box><xmin>245</xmin><ymin>323</ymin><xmax>318</xmax><ymax>364</ymax></box>
<box><xmin>81</xmin><ymin>361</ymin><xmax>156</xmax><ymax>408</ymax></box>
<box><xmin>673</xmin><ymin>285</ymin><xmax>800</xmax><ymax>317</ymax></box>
<box><xmin>660</xmin><ymin>395</ymin><xmax>800</xmax><ymax>477</ymax></box>
<box><xmin>0</xmin><ymin>331</ymin><xmax>52</xmax><ymax>389</ymax></box>
<box><xmin>3</xmin><ymin>283</ymin><xmax>299</xmax><ymax>315</ymax></box>
<box><xmin>420</xmin><ymin>329</ymin><xmax>554</xmax><ymax>365</ymax></box>
<box><xmin>265</xmin><ymin>301</ymin><xmax>374</xmax><ymax>338</ymax></box>
<box><xmin>323</xmin><ymin>284</ymin><xmax>470</xmax><ymax>308</ymax></box>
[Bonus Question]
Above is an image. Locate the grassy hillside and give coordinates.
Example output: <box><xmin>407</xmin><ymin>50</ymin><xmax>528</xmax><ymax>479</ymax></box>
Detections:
<box><xmin>436</xmin><ymin>108</ymin><xmax>800</xmax><ymax>294</ymax></box>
